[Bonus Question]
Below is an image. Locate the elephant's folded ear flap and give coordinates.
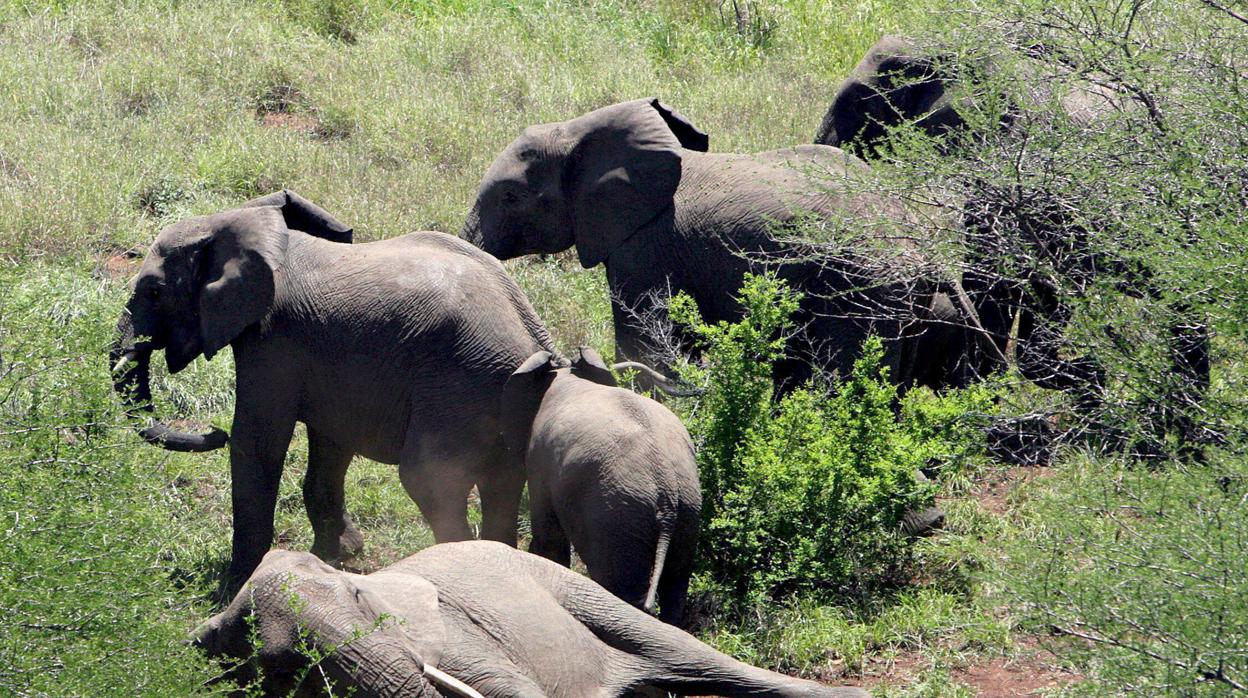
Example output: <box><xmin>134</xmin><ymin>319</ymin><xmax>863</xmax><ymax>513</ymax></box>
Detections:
<box><xmin>816</xmin><ymin>36</ymin><xmax>951</xmax><ymax>154</ymax></box>
<box><xmin>239</xmin><ymin>190</ymin><xmax>353</xmax><ymax>244</ymax></box>
<box><xmin>650</xmin><ymin>99</ymin><xmax>709</xmax><ymax>152</ymax></box>
<box><xmin>351</xmin><ymin>580</ymin><xmax>445</xmax><ymax>668</ymax></box>
<box><xmin>197</xmin><ymin>208</ymin><xmax>285</xmax><ymax>361</ymax></box>
<box><xmin>567</xmin><ymin>99</ymin><xmax>686</xmax><ymax>269</ymax></box>
<box><xmin>500</xmin><ymin>351</ymin><xmax>557</xmax><ymax>455</ymax></box>
<box><xmin>570</xmin><ymin>346</ymin><xmax>617</xmax><ymax>387</ymax></box>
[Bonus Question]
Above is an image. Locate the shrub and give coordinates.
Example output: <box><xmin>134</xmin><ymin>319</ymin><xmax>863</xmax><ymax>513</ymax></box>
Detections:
<box><xmin>0</xmin><ymin>266</ymin><xmax>220</xmax><ymax>695</ymax></box>
<box><xmin>672</xmin><ymin>273</ymin><xmax>992</xmax><ymax>606</ymax></box>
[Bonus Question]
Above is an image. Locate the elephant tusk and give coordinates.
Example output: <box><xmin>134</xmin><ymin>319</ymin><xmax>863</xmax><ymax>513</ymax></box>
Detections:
<box><xmin>422</xmin><ymin>663</ymin><xmax>486</xmax><ymax>698</ymax></box>
<box><xmin>112</xmin><ymin>350</ymin><xmax>139</xmax><ymax>374</ymax></box>
<box><xmin>947</xmin><ymin>283</ymin><xmax>1010</xmax><ymax>367</ymax></box>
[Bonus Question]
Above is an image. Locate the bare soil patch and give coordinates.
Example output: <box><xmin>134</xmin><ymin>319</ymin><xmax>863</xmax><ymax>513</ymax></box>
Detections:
<box><xmin>96</xmin><ymin>250</ymin><xmax>142</xmax><ymax>280</ymax></box>
<box><xmin>968</xmin><ymin>465</ymin><xmax>1051</xmax><ymax>517</ymax></box>
<box><xmin>260</xmin><ymin>111</ymin><xmax>323</xmax><ymax>134</ymax></box>
<box><xmin>835</xmin><ymin>638</ymin><xmax>1079</xmax><ymax>696</ymax></box>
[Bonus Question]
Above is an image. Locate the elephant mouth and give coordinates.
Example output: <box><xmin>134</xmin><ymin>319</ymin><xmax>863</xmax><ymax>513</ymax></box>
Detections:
<box><xmin>110</xmin><ymin>314</ymin><xmax>229</xmax><ymax>453</ymax></box>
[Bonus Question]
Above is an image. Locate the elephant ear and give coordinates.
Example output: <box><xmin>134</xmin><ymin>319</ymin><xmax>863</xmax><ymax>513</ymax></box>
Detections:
<box><xmin>349</xmin><ymin>578</ymin><xmax>445</xmax><ymax>668</ymax></box>
<box><xmin>815</xmin><ymin>36</ymin><xmax>959</xmax><ymax>154</ymax></box>
<box><xmin>197</xmin><ymin>206</ymin><xmax>288</xmax><ymax>361</ymax></box>
<box><xmin>240</xmin><ymin>189</ymin><xmax>353</xmax><ymax>243</ymax></box>
<box><xmin>570</xmin><ymin>346</ymin><xmax>617</xmax><ymax>387</ymax></box>
<box><xmin>566</xmin><ymin>98</ymin><xmax>709</xmax><ymax>269</ymax></box>
<box><xmin>500</xmin><ymin>351</ymin><xmax>558</xmax><ymax>457</ymax></box>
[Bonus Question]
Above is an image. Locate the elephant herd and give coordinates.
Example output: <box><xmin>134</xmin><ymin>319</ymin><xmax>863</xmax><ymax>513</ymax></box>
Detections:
<box><xmin>107</xmin><ymin>37</ymin><xmax>1205</xmax><ymax>698</ymax></box>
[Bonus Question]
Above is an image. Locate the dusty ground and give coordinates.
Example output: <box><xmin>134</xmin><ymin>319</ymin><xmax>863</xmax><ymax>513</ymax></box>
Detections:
<box><xmin>839</xmin><ymin>637</ymin><xmax>1079</xmax><ymax>696</ymax></box>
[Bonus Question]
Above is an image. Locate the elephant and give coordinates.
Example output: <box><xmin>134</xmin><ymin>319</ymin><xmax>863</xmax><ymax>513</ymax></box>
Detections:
<box><xmin>109</xmin><ymin>190</ymin><xmax>556</xmax><ymax>590</ymax></box>
<box><xmin>500</xmin><ymin>347</ymin><xmax>701</xmax><ymax>626</ymax></box>
<box><xmin>815</xmin><ymin>36</ymin><xmax>1211</xmax><ymax>449</ymax></box>
<box><xmin>462</xmin><ymin>98</ymin><xmax>989</xmax><ymax>395</ymax></box>
<box><xmin>192</xmin><ymin>541</ymin><xmax>868</xmax><ymax>698</ymax></box>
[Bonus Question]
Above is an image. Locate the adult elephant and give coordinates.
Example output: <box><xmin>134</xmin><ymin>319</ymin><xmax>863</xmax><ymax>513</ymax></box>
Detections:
<box><xmin>109</xmin><ymin>190</ymin><xmax>555</xmax><ymax>590</ymax></box>
<box><xmin>816</xmin><ymin>37</ymin><xmax>1210</xmax><ymax>441</ymax></box>
<box><xmin>463</xmin><ymin>98</ymin><xmax>983</xmax><ymax>393</ymax></box>
<box><xmin>193</xmin><ymin>542</ymin><xmax>868</xmax><ymax>698</ymax></box>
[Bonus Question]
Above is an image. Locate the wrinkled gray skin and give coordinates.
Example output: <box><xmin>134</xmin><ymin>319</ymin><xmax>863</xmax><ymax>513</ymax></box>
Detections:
<box><xmin>815</xmin><ymin>36</ymin><xmax>1210</xmax><ymax>415</ymax></box>
<box><xmin>463</xmin><ymin>98</ymin><xmax>969</xmax><ymax>393</ymax></box>
<box><xmin>501</xmin><ymin>347</ymin><xmax>701</xmax><ymax>626</ymax></box>
<box><xmin>193</xmin><ymin>542</ymin><xmax>868</xmax><ymax>698</ymax></box>
<box><xmin>110</xmin><ymin>191</ymin><xmax>554</xmax><ymax>591</ymax></box>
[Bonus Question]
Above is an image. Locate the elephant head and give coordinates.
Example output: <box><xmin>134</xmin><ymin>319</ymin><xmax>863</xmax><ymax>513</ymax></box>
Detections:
<box><xmin>498</xmin><ymin>347</ymin><xmax>617</xmax><ymax>456</ymax></box>
<box><xmin>109</xmin><ymin>190</ymin><xmax>351</xmax><ymax>452</ymax></box>
<box><xmin>191</xmin><ymin>549</ymin><xmax>454</xmax><ymax>698</ymax></box>
<box><xmin>462</xmin><ymin>98</ymin><xmax>709</xmax><ymax>268</ymax></box>
<box><xmin>814</xmin><ymin>36</ymin><xmax>973</xmax><ymax>156</ymax></box>
<box><xmin>816</xmin><ymin>36</ymin><xmax>1119</xmax><ymax>157</ymax></box>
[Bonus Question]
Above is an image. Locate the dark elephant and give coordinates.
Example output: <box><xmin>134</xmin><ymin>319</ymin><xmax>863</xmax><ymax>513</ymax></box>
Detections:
<box><xmin>816</xmin><ymin>37</ymin><xmax>1210</xmax><ymax>446</ymax></box>
<box><xmin>463</xmin><ymin>98</ymin><xmax>987</xmax><ymax>394</ymax></box>
<box><xmin>110</xmin><ymin>191</ymin><xmax>555</xmax><ymax>590</ymax></box>
<box><xmin>501</xmin><ymin>347</ymin><xmax>701</xmax><ymax>625</ymax></box>
<box><xmin>193</xmin><ymin>542</ymin><xmax>868</xmax><ymax>697</ymax></box>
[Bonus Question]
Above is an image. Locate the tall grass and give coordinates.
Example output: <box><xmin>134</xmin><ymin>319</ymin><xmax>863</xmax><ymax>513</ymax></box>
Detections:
<box><xmin>0</xmin><ymin>0</ymin><xmax>920</xmax><ymax>259</ymax></box>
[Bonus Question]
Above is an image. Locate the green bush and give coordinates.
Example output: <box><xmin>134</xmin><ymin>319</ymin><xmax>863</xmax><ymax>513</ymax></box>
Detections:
<box><xmin>0</xmin><ymin>266</ymin><xmax>220</xmax><ymax>695</ymax></box>
<box><xmin>672</xmin><ymin>274</ymin><xmax>992</xmax><ymax>605</ymax></box>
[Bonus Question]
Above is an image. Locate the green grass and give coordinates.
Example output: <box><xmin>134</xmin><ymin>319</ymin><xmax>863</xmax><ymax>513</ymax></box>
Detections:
<box><xmin>0</xmin><ymin>0</ymin><xmax>920</xmax><ymax>259</ymax></box>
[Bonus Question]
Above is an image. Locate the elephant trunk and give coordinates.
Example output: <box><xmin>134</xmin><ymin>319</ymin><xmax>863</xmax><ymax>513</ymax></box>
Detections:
<box><xmin>321</xmin><ymin>634</ymin><xmax>443</xmax><ymax>698</ymax></box>
<box><xmin>610</xmin><ymin>361</ymin><xmax>705</xmax><ymax>397</ymax></box>
<box><xmin>460</xmin><ymin>204</ymin><xmax>483</xmax><ymax>248</ymax></box>
<box><xmin>300</xmin><ymin>602</ymin><xmax>476</xmax><ymax>698</ymax></box>
<box><xmin>941</xmin><ymin>281</ymin><xmax>1009</xmax><ymax>367</ymax></box>
<box><xmin>110</xmin><ymin>312</ymin><xmax>228</xmax><ymax>453</ymax></box>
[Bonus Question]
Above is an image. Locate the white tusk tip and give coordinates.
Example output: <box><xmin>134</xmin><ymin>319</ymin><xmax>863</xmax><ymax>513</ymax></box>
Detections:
<box><xmin>112</xmin><ymin>351</ymin><xmax>139</xmax><ymax>374</ymax></box>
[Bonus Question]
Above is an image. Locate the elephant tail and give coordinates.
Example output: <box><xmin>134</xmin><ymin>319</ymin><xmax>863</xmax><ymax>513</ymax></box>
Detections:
<box><xmin>644</xmin><ymin>505</ymin><xmax>676</xmax><ymax>616</ymax></box>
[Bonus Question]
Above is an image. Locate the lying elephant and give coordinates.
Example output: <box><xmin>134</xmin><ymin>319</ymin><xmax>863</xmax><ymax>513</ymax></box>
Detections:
<box><xmin>193</xmin><ymin>542</ymin><xmax>867</xmax><ymax>697</ymax></box>
<box><xmin>501</xmin><ymin>347</ymin><xmax>701</xmax><ymax>625</ymax></box>
<box><xmin>109</xmin><ymin>191</ymin><xmax>555</xmax><ymax>590</ymax></box>
<box><xmin>462</xmin><ymin>98</ymin><xmax>990</xmax><ymax>394</ymax></box>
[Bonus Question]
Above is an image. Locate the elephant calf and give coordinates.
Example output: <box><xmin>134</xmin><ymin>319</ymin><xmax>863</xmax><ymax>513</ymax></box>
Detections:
<box><xmin>193</xmin><ymin>542</ymin><xmax>866</xmax><ymax>698</ymax></box>
<box><xmin>502</xmin><ymin>348</ymin><xmax>701</xmax><ymax>625</ymax></box>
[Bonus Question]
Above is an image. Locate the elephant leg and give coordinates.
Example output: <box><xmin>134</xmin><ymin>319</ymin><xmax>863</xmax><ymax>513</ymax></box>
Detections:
<box><xmin>1167</xmin><ymin>310</ymin><xmax>1211</xmax><ymax>450</ymax></box>
<box><xmin>656</xmin><ymin>513</ymin><xmax>699</xmax><ymax>627</ymax></box>
<box><xmin>527</xmin><ymin>482</ymin><xmax>571</xmax><ymax>567</ymax></box>
<box><xmin>540</xmin><ymin>566</ymin><xmax>865</xmax><ymax>698</ymax></box>
<box><xmin>398</xmin><ymin>434</ymin><xmax>474</xmax><ymax>543</ymax></box>
<box><xmin>478</xmin><ymin>444</ymin><xmax>525</xmax><ymax>547</ymax></box>
<box><xmin>224</xmin><ymin>404</ymin><xmax>298</xmax><ymax>595</ymax></box>
<box><xmin>305</xmin><ymin>429</ymin><xmax>363</xmax><ymax>563</ymax></box>
<box><xmin>578</xmin><ymin>511</ymin><xmax>655</xmax><ymax>611</ymax></box>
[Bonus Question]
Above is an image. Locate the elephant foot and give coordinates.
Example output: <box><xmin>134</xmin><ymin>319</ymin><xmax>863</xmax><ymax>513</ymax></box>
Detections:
<box><xmin>311</xmin><ymin>522</ymin><xmax>365</xmax><ymax>564</ymax></box>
